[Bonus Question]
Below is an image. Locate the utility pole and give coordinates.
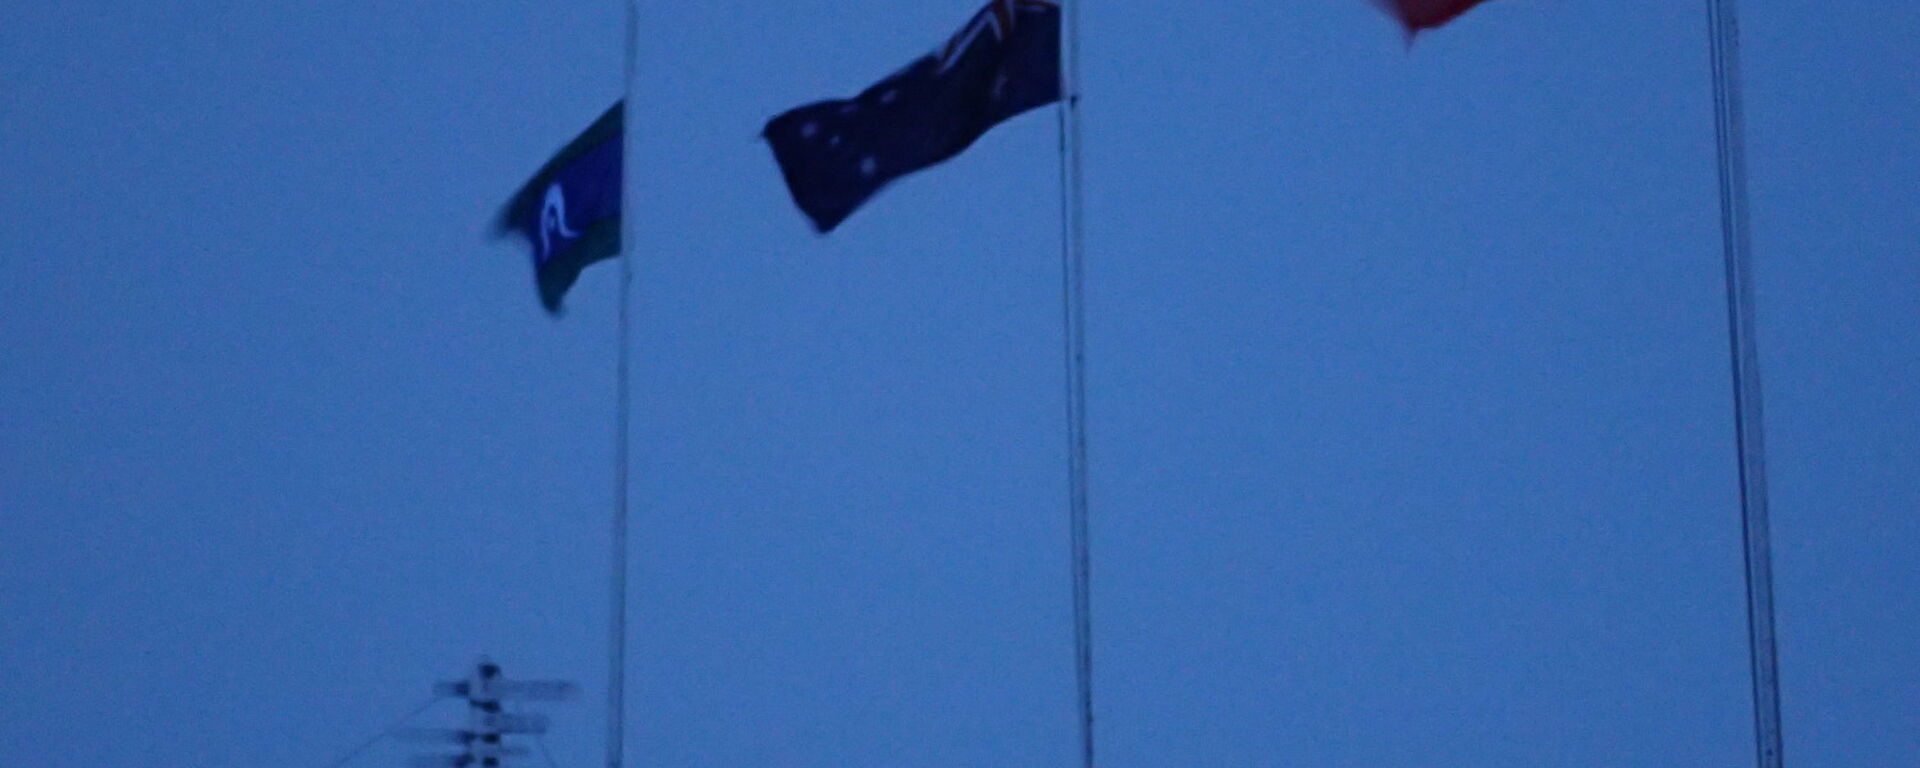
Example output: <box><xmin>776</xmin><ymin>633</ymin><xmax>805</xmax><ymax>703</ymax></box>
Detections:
<box><xmin>402</xmin><ymin>657</ymin><xmax>578</xmax><ymax>768</ymax></box>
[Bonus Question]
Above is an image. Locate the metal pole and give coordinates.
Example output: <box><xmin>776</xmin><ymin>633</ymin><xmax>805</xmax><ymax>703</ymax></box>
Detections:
<box><xmin>1054</xmin><ymin>1</ymin><xmax>1094</xmax><ymax>766</ymax></box>
<box><xmin>1704</xmin><ymin>1</ymin><xmax>1784</xmax><ymax>766</ymax></box>
<box><xmin>609</xmin><ymin>2</ymin><xmax>639</xmax><ymax>768</ymax></box>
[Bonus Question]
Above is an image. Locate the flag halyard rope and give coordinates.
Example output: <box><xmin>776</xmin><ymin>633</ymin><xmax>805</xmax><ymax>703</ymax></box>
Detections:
<box><xmin>1055</xmin><ymin>2</ymin><xmax>1095</xmax><ymax>766</ymax></box>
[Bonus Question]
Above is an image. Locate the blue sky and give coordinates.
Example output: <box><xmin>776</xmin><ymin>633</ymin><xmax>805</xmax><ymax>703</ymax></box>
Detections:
<box><xmin>1</xmin><ymin>1</ymin><xmax>1915</xmax><ymax>766</ymax></box>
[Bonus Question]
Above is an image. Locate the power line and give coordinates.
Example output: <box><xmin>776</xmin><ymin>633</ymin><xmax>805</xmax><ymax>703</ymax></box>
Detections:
<box><xmin>319</xmin><ymin>694</ymin><xmax>444</xmax><ymax>768</ymax></box>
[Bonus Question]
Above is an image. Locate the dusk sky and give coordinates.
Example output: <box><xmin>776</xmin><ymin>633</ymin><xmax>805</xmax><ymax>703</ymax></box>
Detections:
<box><xmin>2</xmin><ymin>1</ymin><xmax>1916</xmax><ymax>766</ymax></box>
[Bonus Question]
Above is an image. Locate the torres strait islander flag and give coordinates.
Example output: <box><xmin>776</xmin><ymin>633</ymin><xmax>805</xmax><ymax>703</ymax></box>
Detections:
<box><xmin>1375</xmin><ymin>0</ymin><xmax>1496</xmax><ymax>33</ymax></box>
<box><xmin>497</xmin><ymin>103</ymin><xmax>623</xmax><ymax>314</ymax></box>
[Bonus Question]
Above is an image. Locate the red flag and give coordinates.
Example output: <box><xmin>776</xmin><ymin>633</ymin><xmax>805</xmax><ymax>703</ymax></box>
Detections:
<box><xmin>1375</xmin><ymin>0</ymin><xmax>1493</xmax><ymax>32</ymax></box>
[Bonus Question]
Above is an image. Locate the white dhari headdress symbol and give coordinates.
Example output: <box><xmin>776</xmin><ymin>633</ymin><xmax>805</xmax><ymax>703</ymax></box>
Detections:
<box><xmin>538</xmin><ymin>182</ymin><xmax>581</xmax><ymax>264</ymax></box>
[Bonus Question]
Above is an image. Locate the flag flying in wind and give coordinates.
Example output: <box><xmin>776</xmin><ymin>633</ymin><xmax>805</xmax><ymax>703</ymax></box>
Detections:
<box><xmin>763</xmin><ymin>0</ymin><xmax>1061</xmax><ymax>232</ymax></box>
<box><xmin>497</xmin><ymin>102</ymin><xmax>623</xmax><ymax>313</ymax></box>
<box><xmin>1374</xmin><ymin>0</ymin><xmax>1495</xmax><ymax>33</ymax></box>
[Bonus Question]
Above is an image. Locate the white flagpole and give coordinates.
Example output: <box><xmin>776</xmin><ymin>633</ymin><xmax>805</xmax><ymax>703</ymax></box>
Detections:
<box><xmin>1705</xmin><ymin>1</ymin><xmax>1783</xmax><ymax>766</ymax></box>
<box><xmin>1055</xmin><ymin>1</ymin><xmax>1094</xmax><ymax>766</ymax></box>
<box><xmin>609</xmin><ymin>2</ymin><xmax>639</xmax><ymax>768</ymax></box>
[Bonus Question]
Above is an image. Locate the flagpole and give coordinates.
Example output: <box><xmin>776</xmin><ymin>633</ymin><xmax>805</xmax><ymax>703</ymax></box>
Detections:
<box><xmin>1705</xmin><ymin>2</ymin><xmax>1783</xmax><ymax>766</ymax></box>
<box><xmin>1054</xmin><ymin>2</ymin><xmax>1094</xmax><ymax>767</ymax></box>
<box><xmin>609</xmin><ymin>2</ymin><xmax>639</xmax><ymax>768</ymax></box>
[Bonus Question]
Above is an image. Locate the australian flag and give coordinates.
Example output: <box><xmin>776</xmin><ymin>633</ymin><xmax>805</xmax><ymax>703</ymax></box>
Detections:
<box><xmin>497</xmin><ymin>102</ymin><xmax>622</xmax><ymax>313</ymax></box>
<box><xmin>763</xmin><ymin>0</ymin><xmax>1061</xmax><ymax>233</ymax></box>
